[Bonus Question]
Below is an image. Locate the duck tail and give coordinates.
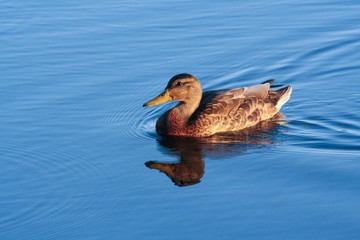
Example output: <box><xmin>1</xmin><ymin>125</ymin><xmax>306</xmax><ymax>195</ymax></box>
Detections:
<box><xmin>275</xmin><ymin>86</ymin><xmax>292</xmax><ymax>109</ymax></box>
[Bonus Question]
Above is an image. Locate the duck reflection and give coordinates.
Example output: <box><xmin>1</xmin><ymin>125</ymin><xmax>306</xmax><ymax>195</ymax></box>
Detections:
<box><xmin>145</xmin><ymin>113</ymin><xmax>287</xmax><ymax>187</ymax></box>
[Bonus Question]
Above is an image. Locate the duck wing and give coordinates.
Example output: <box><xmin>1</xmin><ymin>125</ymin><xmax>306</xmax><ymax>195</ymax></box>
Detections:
<box><xmin>197</xmin><ymin>88</ymin><xmax>245</xmax><ymax>117</ymax></box>
<box><xmin>196</xmin><ymin>83</ymin><xmax>271</xmax><ymax>116</ymax></box>
<box><xmin>189</xmin><ymin>83</ymin><xmax>286</xmax><ymax>136</ymax></box>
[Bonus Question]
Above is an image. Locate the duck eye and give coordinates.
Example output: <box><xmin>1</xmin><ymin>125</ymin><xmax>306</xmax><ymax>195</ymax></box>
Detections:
<box><xmin>176</xmin><ymin>82</ymin><xmax>182</xmax><ymax>86</ymax></box>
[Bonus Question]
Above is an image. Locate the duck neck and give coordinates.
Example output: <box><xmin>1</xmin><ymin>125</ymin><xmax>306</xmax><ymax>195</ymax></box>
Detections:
<box><xmin>172</xmin><ymin>94</ymin><xmax>202</xmax><ymax>125</ymax></box>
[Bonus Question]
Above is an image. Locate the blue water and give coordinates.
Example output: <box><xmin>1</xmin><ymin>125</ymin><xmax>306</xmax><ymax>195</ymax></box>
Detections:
<box><xmin>1</xmin><ymin>1</ymin><xmax>360</xmax><ymax>239</ymax></box>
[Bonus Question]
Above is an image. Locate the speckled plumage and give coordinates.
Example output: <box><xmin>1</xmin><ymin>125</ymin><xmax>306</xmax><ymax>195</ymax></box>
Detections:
<box><xmin>144</xmin><ymin>74</ymin><xmax>292</xmax><ymax>137</ymax></box>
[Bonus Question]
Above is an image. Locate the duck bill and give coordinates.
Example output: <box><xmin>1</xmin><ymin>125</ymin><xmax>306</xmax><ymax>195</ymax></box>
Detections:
<box><xmin>143</xmin><ymin>90</ymin><xmax>172</xmax><ymax>107</ymax></box>
<box><xmin>145</xmin><ymin>161</ymin><xmax>175</xmax><ymax>176</ymax></box>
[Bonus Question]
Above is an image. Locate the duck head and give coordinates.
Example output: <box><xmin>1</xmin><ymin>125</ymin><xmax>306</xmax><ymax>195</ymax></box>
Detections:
<box><xmin>143</xmin><ymin>73</ymin><xmax>202</xmax><ymax>107</ymax></box>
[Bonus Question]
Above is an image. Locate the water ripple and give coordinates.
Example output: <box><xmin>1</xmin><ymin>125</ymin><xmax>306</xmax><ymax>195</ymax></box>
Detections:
<box><xmin>0</xmin><ymin>140</ymin><xmax>104</xmax><ymax>236</ymax></box>
<box><xmin>288</xmin><ymin>115</ymin><xmax>360</xmax><ymax>155</ymax></box>
<box><xmin>95</xmin><ymin>93</ymin><xmax>165</xmax><ymax>141</ymax></box>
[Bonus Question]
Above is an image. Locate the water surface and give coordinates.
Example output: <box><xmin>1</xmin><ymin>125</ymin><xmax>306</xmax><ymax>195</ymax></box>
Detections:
<box><xmin>1</xmin><ymin>0</ymin><xmax>360</xmax><ymax>239</ymax></box>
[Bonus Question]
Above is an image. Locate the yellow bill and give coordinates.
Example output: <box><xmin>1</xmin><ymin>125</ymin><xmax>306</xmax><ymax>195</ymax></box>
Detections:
<box><xmin>143</xmin><ymin>89</ymin><xmax>172</xmax><ymax>107</ymax></box>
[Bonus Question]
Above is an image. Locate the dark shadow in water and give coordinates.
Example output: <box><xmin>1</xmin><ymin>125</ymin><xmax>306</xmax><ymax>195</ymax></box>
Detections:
<box><xmin>145</xmin><ymin>114</ymin><xmax>287</xmax><ymax>187</ymax></box>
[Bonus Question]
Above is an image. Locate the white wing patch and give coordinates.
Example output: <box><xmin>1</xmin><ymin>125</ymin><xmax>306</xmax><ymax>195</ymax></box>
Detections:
<box><xmin>243</xmin><ymin>83</ymin><xmax>270</xmax><ymax>100</ymax></box>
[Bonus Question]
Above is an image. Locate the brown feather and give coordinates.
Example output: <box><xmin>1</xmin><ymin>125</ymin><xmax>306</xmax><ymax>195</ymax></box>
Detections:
<box><xmin>149</xmin><ymin>74</ymin><xmax>292</xmax><ymax>137</ymax></box>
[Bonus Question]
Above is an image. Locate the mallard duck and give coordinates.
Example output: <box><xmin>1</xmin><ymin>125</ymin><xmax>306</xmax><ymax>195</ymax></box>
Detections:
<box><xmin>143</xmin><ymin>73</ymin><xmax>292</xmax><ymax>137</ymax></box>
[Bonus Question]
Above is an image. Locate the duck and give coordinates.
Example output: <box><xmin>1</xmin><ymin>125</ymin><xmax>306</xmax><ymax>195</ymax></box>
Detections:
<box><xmin>143</xmin><ymin>73</ymin><xmax>292</xmax><ymax>137</ymax></box>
